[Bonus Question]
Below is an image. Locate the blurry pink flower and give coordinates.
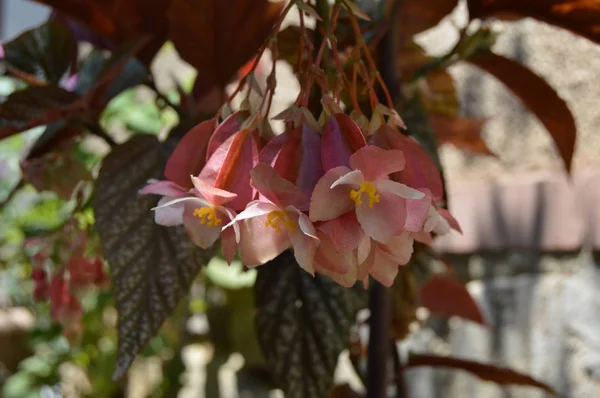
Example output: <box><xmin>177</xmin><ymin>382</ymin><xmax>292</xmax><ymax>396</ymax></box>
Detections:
<box><xmin>310</xmin><ymin>145</ymin><xmax>425</xmax><ymax>244</ymax></box>
<box><xmin>229</xmin><ymin>163</ymin><xmax>319</xmax><ymax>274</ymax></box>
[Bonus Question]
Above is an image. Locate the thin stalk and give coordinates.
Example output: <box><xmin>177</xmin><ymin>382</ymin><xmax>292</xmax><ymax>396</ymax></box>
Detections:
<box><xmin>366</xmin><ymin>282</ymin><xmax>391</xmax><ymax>398</ymax></box>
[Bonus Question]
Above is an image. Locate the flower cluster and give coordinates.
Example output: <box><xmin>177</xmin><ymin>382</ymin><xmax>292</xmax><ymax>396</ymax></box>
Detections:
<box><xmin>27</xmin><ymin>224</ymin><xmax>107</xmax><ymax>340</ymax></box>
<box><xmin>142</xmin><ymin>108</ymin><xmax>459</xmax><ymax>287</ymax></box>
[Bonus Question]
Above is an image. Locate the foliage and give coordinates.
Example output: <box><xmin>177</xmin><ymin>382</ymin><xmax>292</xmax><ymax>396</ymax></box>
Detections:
<box><xmin>1</xmin><ymin>0</ymin><xmax>597</xmax><ymax>396</ymax></box>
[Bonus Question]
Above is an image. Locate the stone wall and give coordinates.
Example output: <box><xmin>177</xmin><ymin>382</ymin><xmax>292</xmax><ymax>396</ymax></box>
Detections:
<box><xmin>403</xmin><ymin>7</ymin><xmax>600</xmax><ymax>397</ymax></box>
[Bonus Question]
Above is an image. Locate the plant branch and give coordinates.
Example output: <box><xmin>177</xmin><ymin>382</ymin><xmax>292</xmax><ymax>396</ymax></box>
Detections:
<box><xmin>0</xmin><ymin>179</ymin><xmax>25</xmax><ymax>209</ymax></box>
<box><xmin>365</xmin><ymin>2</ymin><xmax>405</xmax><ymax>396</ymax></box>
<box><xmin>366</xmin><ymin>282</ymin><xmax>391</xmax><ymax>398</ymax></box>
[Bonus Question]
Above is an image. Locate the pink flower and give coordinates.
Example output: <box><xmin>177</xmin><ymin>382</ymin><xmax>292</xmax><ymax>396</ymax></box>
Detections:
<box><xmin>139</xmin><ymin>179</ymin><xmax>189</xmax><ymax>226</ymax></box>
<box><xmin>228</xmin><ymin>163</ymin><xmax>319</xmax><ymax>274</ymax></box>
<box><xmin>370</xmin><ymin>125</ymin><xmax>444</xmax><ymax>201</ymax></box>
<box><xmin>141</xmin><ymin>116</ymin><xmax>258</xmax><ymax>263</ymax></box>
<box><xmin>153</xmin><ymin>177</ymin><xmax>240</xmax><ymax>263</ymax></box>
<box><xmin>312</xmin><ymin>213</ymin><xmax>414</xmax><ymax>287</ymax></box>
<box><xmin>310</xmin><ymin>145</ymin><xmax>425</xmax><ymax>244</ymax></box>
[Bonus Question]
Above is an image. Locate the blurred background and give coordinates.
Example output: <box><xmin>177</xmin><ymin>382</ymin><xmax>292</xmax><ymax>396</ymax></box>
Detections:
<box><xmin>2</xmin><ymin>0</ymin><xmax>600</xmax><ymax>397</ymax></box>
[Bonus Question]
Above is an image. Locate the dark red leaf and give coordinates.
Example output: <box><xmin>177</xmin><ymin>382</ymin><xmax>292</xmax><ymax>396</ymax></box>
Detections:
<box><xmin>31</xmin><ymin>0</ymin><xmax>172</xmax><ymax>63</ymax></box>
<box><xmin>467</xmin><ymin>52</ymin><xmax>576</xmax><ymax>171</ymax></box>
<box><xmin>329</xmin><ymin>383</ymin><xmax>363</xmax><ymax>398</ymax></box>
<box><xmin>406</xmin><ymin>353</ymin><xmax>557</xmax><ymax>394</ymax></box>
<box><xmin>429</xmin><ymin>114</ymin><xmax>495</xmax><ymax>156</ymax></box>
<box><xmin>21</xmin><ymin>144</ymin><xmax>92</xmax><ymax>200</ymax></box>
<box><xmin>2</xmin><ymin>21</ymin><xmax>77</xmax><ymax>85</ymax></box>
<box><xmin>397</xmin><ymin>0</ymin><xmax>459</xmax><ymax>44</ymax></box>
<box><xmin>418</xmin><ymin>275</ymin><xmax>486</xmax><ymax>325</ymax></box>
<box><xmin>167</xmin><ymin>0</ymin><xmax>285</xmax><ymax>98</ymax></box>
<box><xmin>467</xmin><ymin>0</ymin><xmax>600</xmax><ymax>45</ymax></box>
<box><xmin>0</xmin><ymin>86</ymin><xmax>82</xmax><ymax>140</ymax></box>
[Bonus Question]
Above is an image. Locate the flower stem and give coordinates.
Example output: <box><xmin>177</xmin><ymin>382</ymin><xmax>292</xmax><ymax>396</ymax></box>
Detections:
<box><xmin>366</xmin><ymin>282</ymin><xmax>391</xmax><ymax>398</ymax></box>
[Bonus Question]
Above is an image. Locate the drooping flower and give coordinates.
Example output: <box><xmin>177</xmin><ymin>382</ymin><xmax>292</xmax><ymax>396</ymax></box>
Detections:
<box><xmin>228</xmin><ymin>163</ymin><xmax>319</xmax><ymax>274</ymax></box>
<box><xmin>260</xmin><ymin>123</ymin><xmax>324</xmax><ymax>198</ymax></box>
<box><xmin>312</xmin><ymin>213</ymin><xmax>414</xmax><ymax>288</ymax></box>
<box><xmin>141</xmin><ymin>115</ymin><xmax>259</xmax><ymax>263</ymax></box>
<box><xmin>151</xmin><ymin>176</ymin><xmax>240</xmax><ymax>263</ymax></box>
<box><xmin>310</xmin><ymin>145</ymin><xmax>426</xmax><ymax>244</ymax></box>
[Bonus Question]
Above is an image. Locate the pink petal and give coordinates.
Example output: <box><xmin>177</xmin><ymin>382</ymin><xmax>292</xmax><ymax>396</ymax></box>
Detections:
<box><xmin>250</xmin><ymin>163</ymin><xmax>308</xmax><ymax>210</ymax></box>
<box><xmin>313</xmin><ymin>230</ymin><xmax>353</xmax><ymax>274</ymax></box>
<box><xmin>230</xmin><ymin>201</ymin><xmax>278</xmax><ymax>224</ymax></box>
<box><xmin>164</xmin><ymin>119</ymin><xmax>215</xmax><ymax>189</ymax></box>
<box><xmin>335</xmin><ymin>114</ymin><xmax>367</xmax><ymax>150</ymax></box>
<box><xmin>404</xmin><ymin>189</ymin><xmax>432</xmax><ymax>232</ymax></box>
<box><xmin>376</xmin><ymin>179</ymin><xmax>425</xmax><ymax>199</ymax></box>
<box><xmin>318</xmin><ymin>212</ymin><xmax>363</xmax><ymax>254</ymax></box>
<box><xmin>378</xmin><ymin>233</ymin><xmax>414</xmax><ymax>265</ymax></box>
<box><xmin>294</xmin><ymin>125</ymin><xmax>324</xmax><ymax>197</ymax></box>
<box><xmin>273</xmin><ymin>125</ymin><xmax>323</xmax><ymax>197</ymax></box>
<box><xmin>290</xmin><ymin>226</ymin><xmax>318</xmax><ymax>276</ymax></box>
<box><xmin>309</xmin><ymin>166</ymin><xmax>355</xmax><ymax>222</ymax></box>
<box><xmin>349</xmin><ymin>145</ymin><xmax>405</xmax><ymax>181</ymax></box>
<box><xmin>321</xmin><ymin>114</ymin><xmax>366</xmax><ymax>171</ymax></box>
<box><xmin>356</xmin><ymin>191</ymin><xmax>407</xmax><ymax>244</ymax></box>
<box><xmin>412</xmin><ymin>231</ymin><xmax>433</xmax><ymax>244</ymax></box>
<box><xmin>380</xmin><ymin>126</ymin><xmax>444</xmax><ymax>201</ymax></box>
<box><xmin>357</xmin><ymin>235</ymin><xmax>371</xmax><ymax>265</ymax></box>
<box><xmin>200</xmin><ymin>129</ymin><xmax>258</xmax><ymax>210</ymax></box>
<box><xmin>206</xmin><ymin>111</ymin><xmax>248</xmax><ymax>161</ymax></box>
<box><xmin>315</xmin><ymin>262</ymin><xmax>358</xmax><ymax>288</ymax></box>
<box><xmin>259</xmin><ymin>129</ymin><xmax>290</xmax><ymax>166</ymax></box>
<box><xmin>331</xmin><ymin>170</ymin><xmax>364</xmax><ymax>189</ymax></box>
<box><xmin>296</xmin><ymin>210</ymin><xmax>318</xmax><ymax>239</ymax></box>
<box><xmin>154</xmin><ymin>196</ymin><xmax>184</xmax><ymax>226</ymax></box>
<box><xmin>191</xmin><ymin>176</ymin><xmax>237</xmax><ymax>206</ymax></box>
<box><xmin>183</xmin><ymin>201</ymin><xmax>223</xmax><ymax>249</ymax></box>
<box><xmin>238</xmin><ymin>215</ymin><xmax>290</xmax><ymax>266</ymax></box>
<box><xmin>369</xmin><ymin>246</ymin><xmax>400</xmax><ymax>287</ymax></box>
<box><xmin>438</xmin><ymin>207</ymin><xmax>462</xmax><ymax>233</ymax></box>
<box><xmin>221</xmin><ymin>226</ymin><xmax>238</xmax><ymax>264</ymax></box>
<box><xmin>139</xmin><ymin>180</ymin><xmax>187</xmax><ymax>198</ymax></box>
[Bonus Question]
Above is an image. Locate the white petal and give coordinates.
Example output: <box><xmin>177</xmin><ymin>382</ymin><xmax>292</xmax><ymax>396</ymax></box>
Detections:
<box><xmin>376</xmin><ymin>179</ymin><xmax>425</xmax><ymax>199</ymax></box>
<box><xmin>222</xmin><ymin>201</ymin><xmax>278</xmax><ymax>230</ymax></box>
<box><xmin>154</xmin><ymin>196</ymin><xmax>184</xmax><ymax>226</ymax></box>
<box><xmin>330</xmin><ymin>169</ymin><xmax>364</xmax><ymax>189</ymax></box>
<box><xmin>152</xmin><ymin>196</ymin><xmax>209</xmax><ymax>211</ymax></box>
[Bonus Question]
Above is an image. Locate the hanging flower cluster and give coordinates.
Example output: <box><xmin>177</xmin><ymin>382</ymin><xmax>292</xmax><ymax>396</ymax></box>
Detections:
<box><xmin>141</xmin><ymin>105</ymin><xmax>459</xmax><ymax>287</ymax></box>
<box><xmin>26</xmin><ymin>222</ymin><xmax>108</xmax><ymax>340</ymax></box>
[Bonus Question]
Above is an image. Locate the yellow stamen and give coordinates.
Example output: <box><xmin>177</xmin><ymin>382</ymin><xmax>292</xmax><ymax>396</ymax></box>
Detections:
<box><xmin>350</xmin><ymin>182</ymin><xmax>380</xmax><ymax>208</ymax></box>
<box><xmin>265</xmin><ymin>210</ymin><xmax>297</xmax><ymax>234</ymax></box>
<box><xmin>193</xmin><ymin>207</ymin><xmax>222</xmax><ymax>227</ymax></box>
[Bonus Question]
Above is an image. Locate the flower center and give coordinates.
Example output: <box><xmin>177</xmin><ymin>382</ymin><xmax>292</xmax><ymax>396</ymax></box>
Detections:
<box><xmin>350</xmin><ymin>182</ymin><xmax>380</xmax><ymax>208</ymax></box>
<box><xmin>265</xmin><ymin>210</ymin><xmax>297</xmax><ymax>233</ymax></box>
<box><xmin>193</xmin><ymin>207</ymin><xmax>222</xmax><ymax>227</ymax></box>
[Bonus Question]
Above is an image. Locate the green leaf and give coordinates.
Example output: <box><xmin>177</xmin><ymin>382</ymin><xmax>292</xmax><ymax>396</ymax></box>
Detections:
<box><xmin>92</xmin><ymin>134</ymin><xmax>213</xmax><ymax>380</ymax></box>
<box><xmin>2</xmin><ymin>21</ymin><xmax>77</xmax><ymax>84</ymax></box>
<box><xmin>254</xmin><ymin>250</ymin><xmax>367</xmax><ymax>398</ymax></box>
<box><xmin>1</xmin><ymin>372</ymin><xmax>36</xmax><ymax>398</ymax></box>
